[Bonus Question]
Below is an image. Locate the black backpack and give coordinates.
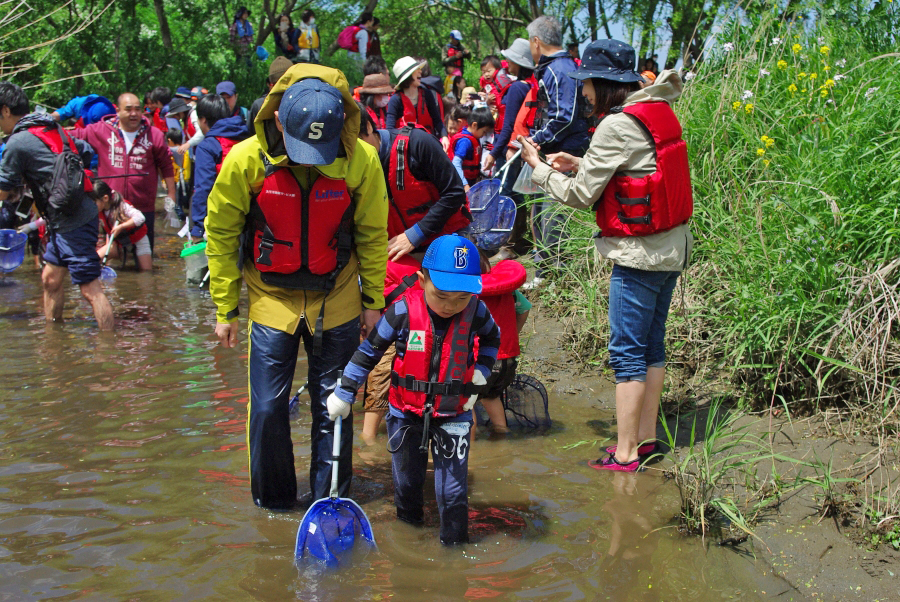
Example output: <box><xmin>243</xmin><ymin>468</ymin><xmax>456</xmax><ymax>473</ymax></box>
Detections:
<box><xmin>27</xmin><ymin>124</ymin><xmax>88</xmax><ymax>217</ymax></box>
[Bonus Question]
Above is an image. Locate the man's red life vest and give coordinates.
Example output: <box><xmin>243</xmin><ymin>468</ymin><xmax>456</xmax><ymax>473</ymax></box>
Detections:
<box><xmin>445</xmin><ymin>43</ymin><xmax>465</xmax><ymax>70</ymax></box>
<box><xmin>366</xmin><ymin>105</ymin><xmax>387</xmax><ymax>130</ymax></box>
<box><xmin>99</xmin><ymin>205</ymin><xmax>147</xmax><ymax>244</ymax></box>
<box><xmin>246</xmin><ymin>167</ymin><xmax>354</xmax><ymax>291</ymax></box>
<box><xmin>214</xmin><ymin>136</ymin><xmax>240</xmax><ymax>173</ymax></box>
<box><xmin>512</xmin><ymin>77</ymin><xmax>539</xmax><ymax>141</ymax></box>
<box><xmin>399</xmin><ymin>90</ymin><xmax>434</xmax><ymax>134</ymax></box>
<box><xmin>386</xmin><ymin>125</ymin><xmax>471</xmax><ymax>243</ymax></box>
<box><xmin>479</xmin><ymin>259</ymin><xmax>526</xmax><ymax>360</ymax></box>
<box><xmin>594</xmin><ymin>102</ymin><xmax>693</xmax><ymax>238</ymax></box>
<box><xmin>389</xmin><ymin>288</ymin><xmax>479</xmax><ymax>417</ymax></box>
<box><xmin>447</xmin><ymin>130</ymin><xmax>482</xmax><ymax>184</ymax></box>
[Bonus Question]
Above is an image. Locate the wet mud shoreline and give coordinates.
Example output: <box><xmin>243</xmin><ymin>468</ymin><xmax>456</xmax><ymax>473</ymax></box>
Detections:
<box><xmin>521</xmin><ymin>300</ymin><xmax>900</xmax><ymax>601</ymax></box>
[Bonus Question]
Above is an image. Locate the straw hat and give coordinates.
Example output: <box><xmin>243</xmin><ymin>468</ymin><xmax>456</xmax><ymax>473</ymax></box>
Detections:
<box><xmin>501</xmin><ymin>38</ymin><xmax>535</xmax><ymax>70</ymax></box>
<box><xmin>392</xmin><ymin>56</ymin><xmax>427</xmax><ymax>89</ymax></box>
<box><xmin>360</xmin><ymin>73</ymin><xmax>393</xmax><ymax>95</ymax></box>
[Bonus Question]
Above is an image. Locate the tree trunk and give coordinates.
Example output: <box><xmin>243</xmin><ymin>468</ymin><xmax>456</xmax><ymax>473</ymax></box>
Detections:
<box><xmin>152</xmin><ymin>0</ymin><xmax>173</xmax><ymax>51</ymax></box>
<box><xmin>587</xmin><ymin>0</ymin><xmax>598</xmax><ymax>42</ymax></box>
<box><xmin>365</xmin><ymin>0</ymin><xmax>379</xmax><ymax>12</ymax></box>
<box><xmin>598</xmin><ymin>0</ymin><xmax>613</xmax><ymax>39</ymax></box>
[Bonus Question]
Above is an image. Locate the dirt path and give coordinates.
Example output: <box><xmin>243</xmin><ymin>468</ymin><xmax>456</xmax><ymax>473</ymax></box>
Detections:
<box><xmin>520</xmin><ymin>301</ymin><xmax>900</xmax><ymax>600</ymax></box>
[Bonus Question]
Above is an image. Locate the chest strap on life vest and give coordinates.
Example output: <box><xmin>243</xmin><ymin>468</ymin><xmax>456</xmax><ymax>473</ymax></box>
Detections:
<box><xmin>390</xmin><ymin>372</ymin><xmax>481</xmax><ymax>397</ymax></box>
<box><xmin>385</xmin><ymin>273</ymin><xmax>418</xmax><ymax>307</ymax></box>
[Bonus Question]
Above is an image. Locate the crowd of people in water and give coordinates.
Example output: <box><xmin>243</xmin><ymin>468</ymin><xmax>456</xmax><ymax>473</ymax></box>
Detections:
<box><xmin>0</xmin><ymin>13</ymin><xmax>692</xmax><ymax>545</ymax></box>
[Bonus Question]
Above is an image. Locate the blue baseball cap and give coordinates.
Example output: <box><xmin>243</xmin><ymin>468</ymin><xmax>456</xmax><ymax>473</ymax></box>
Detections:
<box><xmin>279</xmin><ymin>79</ymin><xmax>344</xmax><ymax>165</ymax></box>
<box><xmin>421</xmin><ymin>235</ymin><xmax>482</xmax><ymax>294</ymax></box>
<box><xmin>450</xmin><ymin>30</ymin><xmax>462</xmax><ymax>41</ymax></box>
<box><xmin>175</xmin><ymin>86</ymin><xmax>192</xmax><ymax>98</ymax></box>
<box><xmin>216</xmin><ymin>80</ymin><xmax>237</xmax><ymax>96</ymax></box>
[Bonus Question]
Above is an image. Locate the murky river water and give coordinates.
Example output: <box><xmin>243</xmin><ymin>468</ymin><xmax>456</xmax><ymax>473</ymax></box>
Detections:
<box><xmin>0</xmin><ymin>231</ymin><xmax>792</xmax><ymax>600</ymax></box>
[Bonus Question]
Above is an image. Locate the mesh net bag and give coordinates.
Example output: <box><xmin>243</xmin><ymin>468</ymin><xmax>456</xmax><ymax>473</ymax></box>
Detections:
<box><xmin>476</xmin><ymin>374</ymin><xmax>551</xmax><ymax>432</ymax></box>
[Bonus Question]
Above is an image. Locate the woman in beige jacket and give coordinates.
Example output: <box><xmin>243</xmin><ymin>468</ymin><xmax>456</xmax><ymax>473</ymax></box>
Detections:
<box><xmin>519</xmin><ymin>40</ymin><xmax>693</xmax><ymax>472</ymax></box>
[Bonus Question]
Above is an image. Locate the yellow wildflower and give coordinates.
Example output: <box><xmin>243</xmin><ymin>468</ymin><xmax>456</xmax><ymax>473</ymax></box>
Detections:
<box><xmin>745</xmin><ymin>103</ymin><xmax>754</xmax><ymax>114</ymax></box>
<box><xmin>757</xmin><ymin>148</ymin><xmax>766</xmax><ymax>156</ymax></box>
<box><xmin>732</xmin><ymin>101</ymin><xmax>742</xmax><ymax>110</ymax></box>
<box><xmin>820</xmin><ymin>46</ymin><xmax>830</xmax><ymax>55</ymax></box>
<box><xmin>798</xmin><ymin>72</ymin><xmax>807</xmax><ymax>79</ymax></box>
<box><xmin>763</xmin><ymin>159</ymin><xmax>771</xmax><ymax>167</ymax></box>
<box><xmin>777</xmin><ymin>60</ymin><xmax>788</xmax><ymax>70</ymax></box>
<box><xmin>824</xmin><ymin>79</ymin><xmax>835</xmax><ymax>88</ymax></box>
<box><xmin>809</xmin><ymin>72</ymin><xmax>817</xmax><ymax>79</ymax></box>
<box><xmin>765</xmin><ymin>137</ymin><xmax>775</xmax><ymax>148</ymax></box>
<box><xmin>823</xmin><ymin>65</ymin><xmax>831</xmax><ymax>71</ymax></box>
<box><xmin>761</xmin><ymin>135</ymin><xmax>770</xmax><ymax>142</ymax></box>
<box><xmin>801</xmin><ymin>88</ymin><xmax>807</xmax><ymax>93</ymax></box>
<box><xmin>788</xmin><ymin>83</ymin><xmax>798</xmax><ymax>94</ymax></box>
<box><xmin>820</xmin><ymin>89</ymin><xmax>829</xmax><ymax>98</ymax></box>
<box><xmin>792</xmin><ymin>43</ymin><xmax>802</xmax><ymax>53</ymax></box>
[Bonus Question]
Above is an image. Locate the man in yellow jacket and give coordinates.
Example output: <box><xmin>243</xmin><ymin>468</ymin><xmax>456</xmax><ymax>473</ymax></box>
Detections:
<box><xmin>205</xmin><ymin>64</ymin><xmax>388</xmax><ymax>510</ymax></box>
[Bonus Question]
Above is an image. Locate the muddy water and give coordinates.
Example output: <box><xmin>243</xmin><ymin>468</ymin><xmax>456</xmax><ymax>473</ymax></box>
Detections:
<box><xmin>0</xmin><ymin>233</ymin><xmax>791</xmax><ymax>601</ymax></box>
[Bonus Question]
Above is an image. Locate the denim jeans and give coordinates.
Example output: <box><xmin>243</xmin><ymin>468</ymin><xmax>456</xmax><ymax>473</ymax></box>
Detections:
<box><xmin>608</xmin><ymin>264</ymin><xmax>680</xmax><ymax>383</ymax></box>
<box><xmin>247</xmin><ymin>317</ymin><xmax>360</xmax><ymax>510</ymax></box>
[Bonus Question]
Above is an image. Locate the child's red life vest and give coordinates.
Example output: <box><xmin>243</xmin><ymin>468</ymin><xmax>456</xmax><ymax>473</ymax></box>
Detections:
<box><xmin>512</xmin><ymin>77</ymin><xmax>539</xmax><ymax>141</ymax></box>
<box><xmin>152</xmin><ymin>108</ymin><xmax>167</xmax><ymax>132</ymax></box>
<box><xmin>389</xmin><ymin>288</ymin><xmax>480</xmax><ymax>417</ymax></box>
<box><xmin>185</xmin><ymin>112</ymin><xmax>197</xmax><ymax>139</ymax></box>
<box><xmin>214</xmin><ymin>136</ymin><xmax>240</xmax><ymax>173</ymax></box>
<box><xmin>383</xmin><ymin>255</ymin><xmax>421</xmax><ymax>308</ymax></box>
<box><xmin>99</xmin><ymin>207</ymin><xmax>147</xmax><ymax>244</ymax></box>
<box><xmin>448</xmin><ymin>130</ymin><xmax>482</xmax><ymax>184</ymax></box>
<box><xmin>245</xmin><ymin>168</ymin><xmax>354</xmax><ymax>291</ymax></box>
<box><xmin>594</xmin><ymin>102</ymin><xmax>693</xmax><ymax>238</ymax></box>
<box><xmin>366</xmin><ymin>105</ymin><xmax>387</xmax><ymax>129</ymax></box>
<box><xmin>445</xmin><ymin>43</ymin><xmax>465</xmax><ymax>70</ymax></box>
<box><xmin>479</xmin><ymin>259</ymin><xmax>527</xmax><ymax>360</ymax></box>
<box><xmin>399</xmin><ymin>90</ymin><xmax>434</xmax><ymax>134</ymax></box>
<box><xmin>387</xmin><ymin>125</ymin><xmax>471</xmax><ymax>242</ymax></box>
<box><xmin>481</xmin><ymin>71</ymin><xmax>513</xmax><ymax>135</ymax></box>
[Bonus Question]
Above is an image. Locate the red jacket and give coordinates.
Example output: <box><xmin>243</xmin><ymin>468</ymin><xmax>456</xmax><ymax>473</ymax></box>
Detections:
<box><xmin>72</xmin><ymin>116</ymin><xmax>174</xmax><ymax>213</ymax></box>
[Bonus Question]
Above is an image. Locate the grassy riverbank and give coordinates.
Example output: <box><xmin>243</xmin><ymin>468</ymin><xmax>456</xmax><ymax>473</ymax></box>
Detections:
<box><xmin>535</xmin><ymin>6</ymin><xmax>900</xmax><ymax>547</ymax></box>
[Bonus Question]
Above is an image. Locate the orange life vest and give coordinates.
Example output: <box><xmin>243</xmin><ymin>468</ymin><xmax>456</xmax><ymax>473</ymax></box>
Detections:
<box><xmin>512</xmin><ymin>77</ymin><xmax>539</xmax><ymax>141</ymax></box>
<box><xmin>594</xmin><ymin>102</ymin><xmax>693</xmax><ymax>237</ymax></box>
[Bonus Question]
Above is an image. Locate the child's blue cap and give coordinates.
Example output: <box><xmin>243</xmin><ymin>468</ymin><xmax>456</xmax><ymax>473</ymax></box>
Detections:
<box><xmin>422</xmin><ymin>235</ymin><xmax>482</xmax><ymax>294</ymax></box>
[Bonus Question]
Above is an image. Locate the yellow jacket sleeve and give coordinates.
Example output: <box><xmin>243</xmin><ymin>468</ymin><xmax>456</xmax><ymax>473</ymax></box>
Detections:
<box><xmin>348</xmin><ymin>141</ymin><xmax>389</xmax><ymax>310</ymax></box>
<box><xmin>205</xmin><ymin>138</ymin><xmax>263</xmax><ymax>323</ymax></box>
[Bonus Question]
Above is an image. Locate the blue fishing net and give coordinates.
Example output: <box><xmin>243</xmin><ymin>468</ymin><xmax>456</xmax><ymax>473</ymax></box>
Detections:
<box><xmin>467</xmin><ymin>179</ymin><xmax>501</xmax><ymax>234</ymax></box>
<box><xmin>475</xmin><ymin>195</ymin><xmax>517</xmax><ymax>251</ymax></box>
<box><xmin>295</xmin><ymin>498</ymin><xmax>376</xmax><ymax>567</ymax></box>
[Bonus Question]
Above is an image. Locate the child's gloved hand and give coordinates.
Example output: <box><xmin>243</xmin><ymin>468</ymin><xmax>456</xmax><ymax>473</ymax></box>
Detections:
<box><xmin>326</xmin><ymin>392</ymin><xmax>351</xmax><ymax>421</ymax></box>
<box><xmin>462</xmin><ymin>370</ymin><xmax>488</xmax><ymax>412</ymax></box>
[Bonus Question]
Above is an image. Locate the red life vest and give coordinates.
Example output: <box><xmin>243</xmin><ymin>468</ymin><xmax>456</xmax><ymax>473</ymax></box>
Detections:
<box><xmin>399</xmin><ymin>89</ymin><xmax>434</xmax><ymax>134</ymax></box>
<box><xmin>152</xmin><ymin>108</ymin><xmax>167</xmax><ymax>132</ymax></box>
<box><xmin>479</xmin><ymin>259</ymin><xmax>526</xmax><ymax>360</ymax></box>
<box><xmin>366</xmin><ymin>105</ymin><xmax>387</xmax><ymax>129</ymax></box>
<box><xmin>214</xmin><ymin>136</ymin><xmax>240</xmax><ymax>173</ymax></box>
<box><xmin>27</xmin><ymin>125</ymin><xmax>94</xmax><ymax>196</ymax></box>
<box><xmin>481</xmin><ymin>71</ymin><xmax>512</xmax><ymax>135</ymax></box>
<box><xmin>185</xmin><ymin>111</ymin><xmax>197</xmax><ymax>139</ymax></box>
<box><xmin>386</xmin><ymin>125</ymin><xmax>471</xmax><ymax>242</ymax></box>
<box><xmin>389</xmin><ymin>288</ymin><xmax>480</xmax><ymax>417</ymax></box>
<box><xmin>512</xmin><ymin>77</ymin><xmax>539</xmax><ymax>141</ymax></box>
<box><xmin>246</xmin><ymin>167</ymin><xmax>354</xmax><ymax>291</ymax></box>
<box><xmin>594</xmin><ymin>102</ymin><xmax>693</xmax><ymax>237</ymax></box>
<box><xmin>99</xmin><ymin>204</ymin><xmax>148</xmax><ymax>244</ymax></box>
<box><xmin>445</xmin><ymin>43</ymin><xmax>465</xmax><ymax>70</ymax></box>
<box><xmin>383</xmin><ymin>255</ymin><xmax>421</xmax><ymax>307</ymax></box>
<box><xmin>447</xmin><ymin>130</ymin><xmax>482</xmax><ymax>184</ymax></box>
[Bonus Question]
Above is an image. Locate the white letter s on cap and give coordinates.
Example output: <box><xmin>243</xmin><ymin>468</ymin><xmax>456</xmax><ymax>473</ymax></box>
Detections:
<box><xmin>309</xmin><ymin>122</ymin><xmax>324</xmax><ymax>139</ymax></box>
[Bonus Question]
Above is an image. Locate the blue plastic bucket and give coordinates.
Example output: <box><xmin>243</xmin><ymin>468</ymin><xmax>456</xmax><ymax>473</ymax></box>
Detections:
<box><xmin>0</xmin><ymin>229</ymin><xmax>27</xmax><ymax>273</ymax></box>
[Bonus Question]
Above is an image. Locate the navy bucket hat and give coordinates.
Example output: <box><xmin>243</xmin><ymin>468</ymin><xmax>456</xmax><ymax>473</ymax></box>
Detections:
<box><xmin>569</xmin><ymin>39</ymin><xmax>643</xmax><ymax>83</ymax></box>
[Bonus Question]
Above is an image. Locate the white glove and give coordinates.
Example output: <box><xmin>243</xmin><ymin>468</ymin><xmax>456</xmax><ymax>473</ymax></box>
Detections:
<box><xmin>326</xmin><ymin>391</ymin><xmax>351</xmax><ymax>421</ymax></box>
<box><xmin>164</xmin><ymin>197</ymin><xmax>176</xmax><ymax>213</ymax></box>
<box><xmin>462</xmin><ymin>370</ymin><xmax>488</xmax><ymax>412</ymax></box>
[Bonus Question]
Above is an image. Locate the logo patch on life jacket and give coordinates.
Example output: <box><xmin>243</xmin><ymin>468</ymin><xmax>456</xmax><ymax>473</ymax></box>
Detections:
<box><xmin>454</xmin><ymin>246</ymin><xmax>468</xmax><ymax>269</ymax></box>
<box><xmin>315</xmin><ymin>188</ymin><xmax>345</xmax><ymax>201</ymax></box>
<box><xmin>408</xmin><ymin>330</ymin><xmax>426</xmax><ymax>352</ymax></box>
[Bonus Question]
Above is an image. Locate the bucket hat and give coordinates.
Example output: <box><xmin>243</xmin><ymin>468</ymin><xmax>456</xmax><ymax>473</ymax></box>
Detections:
<box><xmin>392</xmin><ymin>56</ymin><xmax>427</xmax><ymax>89</ymax></box>
<box><xmin>167</xmin><ymin>97</ymin><xmax>190</xmax><ymax>116</ymax></box>
<box><xmin>360</xmin><ymin>73</ymin><xmax>393</xmax><ymax>95</ymax></box>
<box><xmin>501</xmin><ymin>38</ymin><xmax>534</xmax><ymax>70</ymax></box>
<box><xmin>569</xmin><ymin>39</ymin><xmax>643</xmax><ymax>83</ymax></box>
